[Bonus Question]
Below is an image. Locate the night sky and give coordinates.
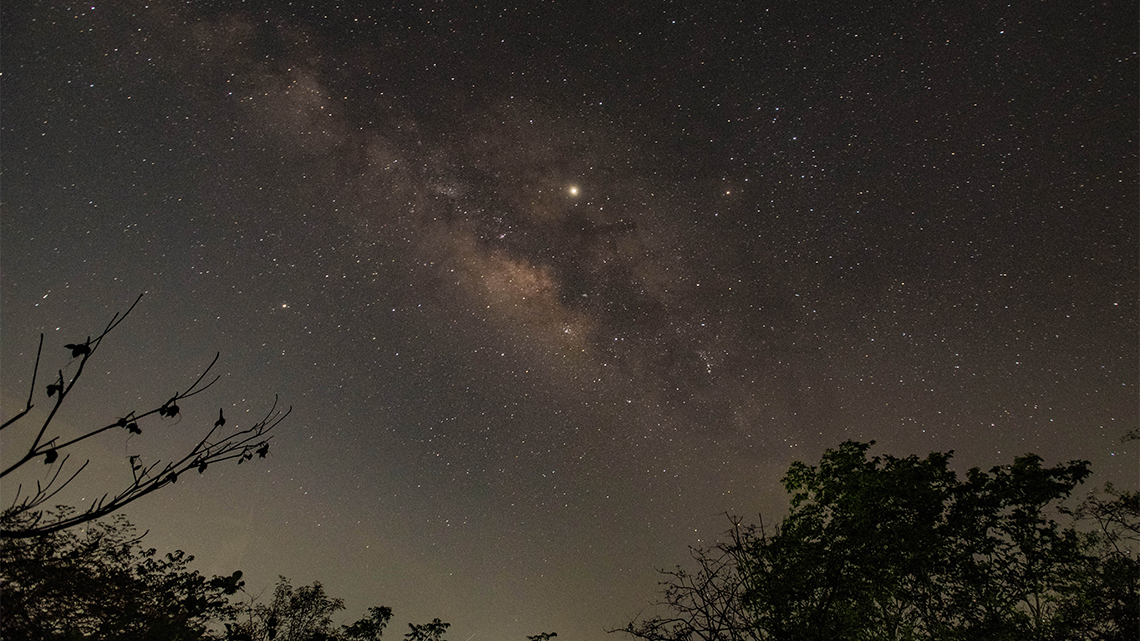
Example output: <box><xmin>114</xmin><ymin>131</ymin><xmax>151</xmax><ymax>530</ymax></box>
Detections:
<box><xmin>1</xmin><ymin>1</ymin><xmax>1136</xmax><ymax>638</ymax></box>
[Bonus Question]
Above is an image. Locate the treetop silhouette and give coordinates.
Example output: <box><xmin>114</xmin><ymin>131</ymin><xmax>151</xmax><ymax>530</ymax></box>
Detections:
<box><xmin>619</xmin><ymin>440</ymin><xmax>1138</xmax><ymax>640</ymax></box>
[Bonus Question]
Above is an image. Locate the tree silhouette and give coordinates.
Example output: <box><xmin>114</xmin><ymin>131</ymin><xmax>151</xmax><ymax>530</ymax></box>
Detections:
<box><xmin>342</xmin><ymin>607</ymin><xmax>396</xmax><ymax>641</ymax></box>
<box><xmin>228</xmin><ymin>576</ymin><xmax>394</xmax><ymax>641</ymax></box>
<box><xmin>0</xmin><ymin>508</ymin><xmax>244</xmax><ymax>639</ymax></box>
<box><xmin>619</xmin><ymin>441</ymin><xmax>1138</xmax><ymax>640</ymax></box>
<box><xmin>404</xmin><ymin>619</ymin><xmax>450</xmax><ymax>641</ymax></box>
<box><xmin>1</xmin><ymin>294</ymin><xmax>290</xmax><ymax>538</ymax></box>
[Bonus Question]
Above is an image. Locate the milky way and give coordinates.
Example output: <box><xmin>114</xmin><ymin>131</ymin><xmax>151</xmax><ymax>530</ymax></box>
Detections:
<box><xmin>2</xmin><ymin>1</ymin><xmax>1136</xmax><ymax>638</ymax></box>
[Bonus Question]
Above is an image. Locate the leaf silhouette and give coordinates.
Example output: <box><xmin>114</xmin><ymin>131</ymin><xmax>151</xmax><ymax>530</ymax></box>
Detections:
<box><xmin>46</xmin><ymin>383</ymin><xmax>62</xmax><ymax>397</ymax></box>
<box><xmin>44</xmin><ymin>449</ymin><xmax>58</xmax><ymax>465</ymax></box>
<box><xmin>127</xmin><ymin>422</ymin><xmax>141</xmax><ymax>435</ymax></box>
<box><xmin>197</xmin><ymin>460</ymin><xmax>208</xmax><ymax>474</ymax></box>
<box><xmin>64</xmin><ymin>342</ymin><xmax>91</xmax><ymax>358</ymax></box>
<box><xmin>215</xmin><ymin>408</ymin><xmax>225</xmax><ymax>428</ymax></box>
<box><xmin>167</xmin><ymin>472</ymin><xmax>178</xmax><ymax>484</ymax></box>
<box><xmin>256</xmin><ymin>442</ymin><xmax>270</xmax><ymax>458</ymax></box>
<box><xmin>209</xmin><ymin>570</ymin><xmax>244</xmax><ymax>595</ymax></box>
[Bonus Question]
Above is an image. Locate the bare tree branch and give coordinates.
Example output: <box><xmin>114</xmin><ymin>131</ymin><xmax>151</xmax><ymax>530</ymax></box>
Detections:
<box><xmin>0</xmin><ymin>335</ymin><xmax>44</xmax><ymax>432</ymax></box>
<box><xmin>0</xmin><ymin>294</ymin><xmax>290</xmax><ymax>539</ymax></box>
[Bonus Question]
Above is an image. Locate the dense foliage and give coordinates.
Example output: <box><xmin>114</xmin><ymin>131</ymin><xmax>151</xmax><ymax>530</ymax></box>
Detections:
<box><xmin>622</xmin><ymin>441</ymin><xmax>1138</xmax><ymax>641</ymax></box>
<box><xmin>0</xmin><ymin>508</ymin><xmax>242</xmax><ymax>640</ymax></box>
<box><xmin>227</xmin><ymin>576</ymin><xmax>393</xmax><ymax>641</ymax></box>
<box><xmin>1</xmin><ymin>508</ymin><xmax>557</xmax><ymax>641</ymax></box>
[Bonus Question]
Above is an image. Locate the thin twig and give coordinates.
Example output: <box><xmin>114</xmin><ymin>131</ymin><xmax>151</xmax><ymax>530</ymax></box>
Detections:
<box><xmin>0</xmin><ymin>335</ymin><xmax>44</xmax><ymax>431</ymax></box>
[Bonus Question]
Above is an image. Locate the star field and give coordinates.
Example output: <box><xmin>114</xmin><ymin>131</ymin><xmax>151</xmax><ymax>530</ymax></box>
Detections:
<box><xmin>1</xmin><ymin>1</ymin><xmax>1136</xmax><ymax>639</ymax></box>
